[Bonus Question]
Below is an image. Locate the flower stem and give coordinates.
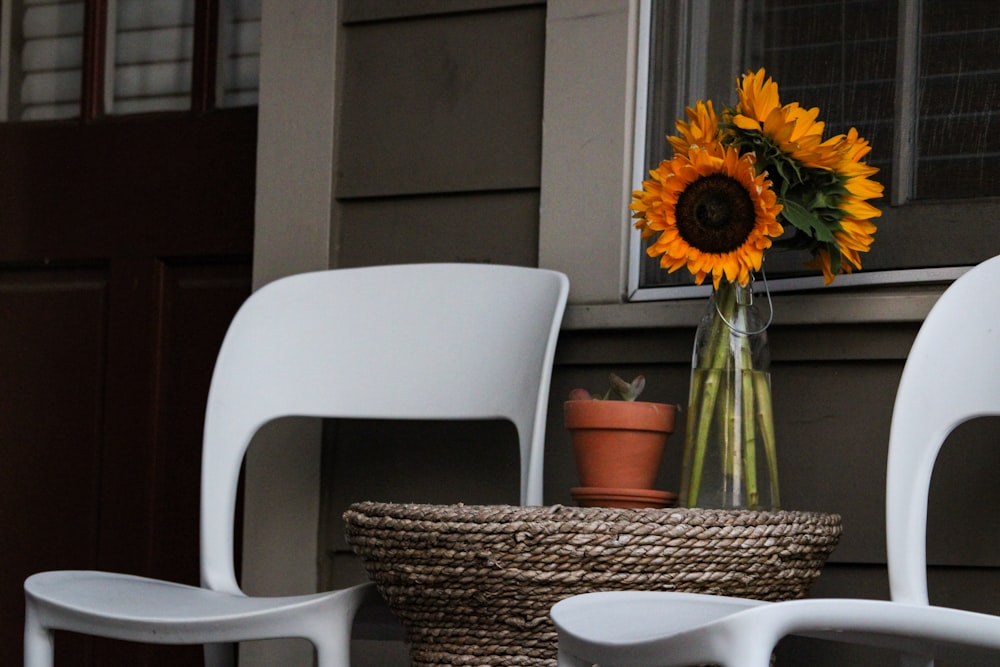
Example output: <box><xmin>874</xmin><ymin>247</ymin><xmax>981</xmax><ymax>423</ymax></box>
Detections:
<box><xmin>684</xmin><ymin>371</ymin><xmax>713</xmax><ymax>506</ymax></box>
<box><xmin>683</xmin><ymin>283</ymin><xmax>735</xmax><ymax>507</ymax></box>
<box><xmin>741</xmin><ymin>369</ymin><xmax>759</xmax><ymax>509</ymax></box>
<box><xmin>754</xmin><ymin>370</ymin><xmax>781</xmax><ymax>509</ymax></box>
<box><xmin>731</xmin><ymin>299</ymin><xmax>758</xmax><ymax>509</ymax></box>
<box><xmin>682</xmin><ymin>279</ymin><xmax>778</xmax><ymax>510</ymax></box>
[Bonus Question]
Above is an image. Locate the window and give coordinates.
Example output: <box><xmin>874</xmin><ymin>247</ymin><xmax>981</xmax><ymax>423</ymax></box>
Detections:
<box><xmin>630</xmin><ymin>0</ymin><xmax>1000</xmax><ymax>300</ymax></box>
<box><xmin>2</xmin><ymin>1</ymin><xmax>85</xmax><ymax>120</ymax></box>
<box><xmin>111</xmin><ymin>0</ymin><xmax>197</xmax><ymax>114</ymax></box>
<box><xmin>0</xmin><ymin>0</ymin><xmax>260</xmax><ymax>121</ymax></box>
<box><xmin>218</xmin><ymin>0</ymin><xmax>258</xmax><ymax>107</ymax></box>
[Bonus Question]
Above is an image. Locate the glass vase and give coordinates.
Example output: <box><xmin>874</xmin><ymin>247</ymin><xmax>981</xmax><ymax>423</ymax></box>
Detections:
<box><xmin>680</xmin><ymin>279</ymin><xmax>780</xmax><ymax>510</ymax></box>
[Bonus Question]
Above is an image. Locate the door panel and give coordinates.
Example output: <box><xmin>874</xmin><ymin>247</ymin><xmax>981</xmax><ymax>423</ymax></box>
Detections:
<box><xmin>1</xmin><ymin>265</ymin><xmax>107</xmax><ymax>619</ymax></box>
<box><xmin>0</xmin><ymin>109</ymin><xmax>256</xmax><ymax>261</ymax></box>
<box><xmin>0</xmin><ymin>107</ymin><xmax>255</xmax><ymax>666</ymax></box>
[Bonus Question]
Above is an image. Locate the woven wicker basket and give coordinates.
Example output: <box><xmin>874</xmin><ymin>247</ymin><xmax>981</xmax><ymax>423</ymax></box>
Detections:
<box><xmin>344</xmin><ymin>502</ymin><xmax>842</xmax><ymax>667</ymax></box>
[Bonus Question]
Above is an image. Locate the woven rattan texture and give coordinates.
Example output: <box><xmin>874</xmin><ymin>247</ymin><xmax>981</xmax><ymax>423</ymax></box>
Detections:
<box><xmin>344</xmin><ymin>502</ymin><xmax>842</xmax><ymax>667</ymax></box>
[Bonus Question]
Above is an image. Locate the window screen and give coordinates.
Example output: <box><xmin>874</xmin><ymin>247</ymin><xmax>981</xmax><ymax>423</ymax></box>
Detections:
<box><xmin>636</xmin><ymin>0</ymin><xmax>1000</xmax><ymax>294</ymax></box>
<box><xmin>747</xmin><ymin>0</ymin><xmax>1000</xmax><ymax>202</ymax></box>
<box><xmin>915</xmin><ymin>0</ymin><xmax>1000</xmax><ymax>199</ymax></box>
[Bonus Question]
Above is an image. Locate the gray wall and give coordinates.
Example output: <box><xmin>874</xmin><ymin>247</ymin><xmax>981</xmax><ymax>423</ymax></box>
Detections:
<box><xmin>316</xmin><ymin>2</ymin><xmax>1000</xmax><ymax>666</ymax></box>
<box><xmin>334</xmin><ymin>0</ymin><xmax>543</xmax><ymax>268</ymax></box>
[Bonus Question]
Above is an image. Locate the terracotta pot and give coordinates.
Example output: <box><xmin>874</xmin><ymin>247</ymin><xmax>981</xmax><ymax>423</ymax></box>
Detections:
<box><xmin>564</xmin><ymin>400</ymin><xmax>676</xmax><ymax>490</ymax></box>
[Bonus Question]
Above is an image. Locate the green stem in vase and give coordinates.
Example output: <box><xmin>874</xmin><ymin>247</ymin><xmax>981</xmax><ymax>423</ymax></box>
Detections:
<box><xmin>741</xmin><ymin>370</ymin><xmax>759</xmax><ymax>509</ymax></box>
<box><xmin>733</xmin><ymin>302</ymin><xmax>759</xmax><ymax>509</ymax></box>
<box><xmin>722</xmin><ymin>365</ymin><xmax>736</xmax><ymax>483</ymax></box>
<box><xmin>684</xmin><ymin>278</ymin><xmax>780</xmax><ymax>510</ymax></box>
<box><xmin>684</xmin><ymin>282</ymin><xmax>736</xmax><ymax>507</ymax></box>
<box><xmin>684</xmin><ymin>371</ymin><xmax>718</xmax><ymax>507</ymax></box>
<box><xmin>754</xmin><ymin>370</ymin><xmax>781</xmax><ymax>509</ymax></box>
<box><xmin>682</xmin><ymin>372</ymin><xmax>707</xmax><ymax>505</ymax></box>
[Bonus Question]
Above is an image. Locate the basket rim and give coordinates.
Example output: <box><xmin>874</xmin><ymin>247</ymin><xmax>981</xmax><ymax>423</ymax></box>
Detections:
<box><xmin>344</xmin><ymin>500</ymin><xmax>843</xmax><ymax>526</ymax></box>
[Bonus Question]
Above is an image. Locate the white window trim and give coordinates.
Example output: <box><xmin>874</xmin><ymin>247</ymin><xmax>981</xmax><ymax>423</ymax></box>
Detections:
<box><xmin>539</xmin><ymin>0</ymin><xmax>953</xmax><ymax>329</ymax></box>
<box><xmin>539</xmin><ymin>0</ymin><xmax>641</xmax><ymax>307</ymax></box>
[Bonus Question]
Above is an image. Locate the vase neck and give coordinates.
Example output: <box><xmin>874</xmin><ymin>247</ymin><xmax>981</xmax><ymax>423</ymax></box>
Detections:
<box><xmin>712</xmin><ymin>279</ymin><xmax>771</xmax><ymax>335</ymax></box>
<box><xmin>715</xmin><ymin>279</ymin><xmax>753</xmax><ymax>304</ymax></box>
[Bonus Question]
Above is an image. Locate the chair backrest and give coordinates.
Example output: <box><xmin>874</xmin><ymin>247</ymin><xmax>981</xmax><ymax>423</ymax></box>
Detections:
<box><xmin>197</xmin><ymin>263</ymin><xmax>568</xmax><ymax>594</ymax></box>
<box><xmin>885</xmin><ymin>255</ymin><xmax>1000</xmax><ymax>605</ymax></box>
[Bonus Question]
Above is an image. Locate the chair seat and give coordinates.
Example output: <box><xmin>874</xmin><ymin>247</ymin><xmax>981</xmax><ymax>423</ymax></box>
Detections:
<box><xmin>553</xmin><ymin>591</ymin><xmax>1000</xmax><ymax>666</ymax></box>
<box><xmin>553</xmin><ymin>591</ymin><xmax>765</xmax><ymax>646</ymax></box>
<box><xmin>26</xmin><ymin>570</ymin><xmax>375</xmax><ymax>643</ymax></box>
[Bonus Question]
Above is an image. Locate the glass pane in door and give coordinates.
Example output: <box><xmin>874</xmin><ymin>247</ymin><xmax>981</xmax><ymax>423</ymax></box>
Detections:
<box><xmin>111</xmin><ymin>0</ymin><xmax>194</xmax><ymax>114</ymax></box>
<box><xmin>218</xmin><ymin>0</ymin><xmax>260</xmax><ymax>107</ymax></box>
<box><xmin>11</xmin><ymin>0</ymin><xmax>85</xmax><ymax>120</ymax></box>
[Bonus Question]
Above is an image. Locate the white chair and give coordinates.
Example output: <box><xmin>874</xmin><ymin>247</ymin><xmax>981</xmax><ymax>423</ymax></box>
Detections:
<box><xmin>551</xmin><ymin>253</ymin><xmax>1000</xmax><ymax>667</ymax></box>
<box><xmin>25</xmin><ymin>263</ymin><xmax>569</xmax><ymax>667</ymax></box>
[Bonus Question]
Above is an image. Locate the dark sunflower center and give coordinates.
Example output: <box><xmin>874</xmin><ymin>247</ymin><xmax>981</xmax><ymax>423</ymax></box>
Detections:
<box><xmin>675</xmin><ymin>173</ymin><xmax>756</xmax><ymax>254</ymax></box>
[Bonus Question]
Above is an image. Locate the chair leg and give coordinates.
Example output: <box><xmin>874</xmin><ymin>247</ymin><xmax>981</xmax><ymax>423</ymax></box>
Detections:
<box><xmin>556</xmin><ymin>645</ymin><xmax>593</xmax><ymax>667</ymax></box>
<box><xmin>204</xmin><ymin>642</ymin><xmax>236</xmax><ymax>667</ymax></box>
<box><xmin>313</xmin><ymin>623</ymin><xmax>353</xmax><ymax>667</ymax></box>
<box><xmin>718</xmin><ymin>636</ymin><xmax>777</xmax><ymax>667</ymax></box>
<box><xmin>23</xmin><ymin>605</ymin><xmax>54</xmax><ymax>667</ymax></box>
<box><xmin>900</xmin><ymin>653</ymin><xmax>934</xmax><ymax>667</ymax></box>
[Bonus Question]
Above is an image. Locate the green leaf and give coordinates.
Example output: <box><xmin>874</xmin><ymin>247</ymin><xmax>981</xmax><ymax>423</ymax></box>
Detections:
<box><xmin>608</xmin><ymin>372</ymin><xmax>645</xmax><ymax>401</ymax></box>
<box><xmin>825</xmin><ymin>244</ymin><xmax>843</xmax><ymax>275</ymax></box>
<box><xmin>780</xmin><ymin>198</ymin><xmax>837</xmax><ymax>243</ymax></box>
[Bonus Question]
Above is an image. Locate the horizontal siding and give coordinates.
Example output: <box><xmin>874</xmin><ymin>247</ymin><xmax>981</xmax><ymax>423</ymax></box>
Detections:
<box><xmin>341</xmin><ymin>0</ymin><xmax>544</xmax><ymax>25</ymax></box>
<box><xmin>337</xmin><ymin>191</ymin><xmax>539</xmax><ymax>268</ymax></box>
<box><xmin>335</xmin><ymin>4</ymin><xmax>545</xmax><ymax>200</ymax></box>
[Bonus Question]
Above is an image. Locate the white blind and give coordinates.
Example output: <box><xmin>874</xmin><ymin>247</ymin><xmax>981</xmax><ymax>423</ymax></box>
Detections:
<box><xmin>111</xmin><ymin>0</ymin><xmax>194</xmax><ymax>114</ymax></box>
<box><xmin>2</xmin><ymin>0</ymin><xmax>260</xmax><ymax>119</ymax></box>
<box><xmin>219</xmin><ymin>0</ymin><xmax>259</xmax><ymax>108</ymax></box>
<box><xmin>18</xmin><ymin>0</ymin><xmax>84</xmax><ymax>120</ymax></box>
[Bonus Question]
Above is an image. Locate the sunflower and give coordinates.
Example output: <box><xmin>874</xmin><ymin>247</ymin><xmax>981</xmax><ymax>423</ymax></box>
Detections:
<box><xmin>632</xmin><ymin>144</ymin><xmax>784</xmax><ymax>288</ymax></box>
<box><xmin>803</xmin><ymin>129</ymin><xmax>883</xmax><ymax>282</ymax></box>
<box><xmin>638</xmin><ymin>68</ymin><xmax>884</xmax><ymax>287</ymax></box>
<box><xmin>668</xmin><ymin>100</ymin><xmax>723</xmax><ymax>158</ymax></box>
<box><xmin>730</xmin><ymin>69</ymin><xmax>842</xmax><ymax>171</ymax></box>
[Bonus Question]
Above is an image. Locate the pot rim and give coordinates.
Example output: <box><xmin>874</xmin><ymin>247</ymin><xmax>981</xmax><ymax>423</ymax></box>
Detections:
<box><xmin>564</xmin><ymin>399</ymin><xmax>676</xmax><ymax>433</ymax></box>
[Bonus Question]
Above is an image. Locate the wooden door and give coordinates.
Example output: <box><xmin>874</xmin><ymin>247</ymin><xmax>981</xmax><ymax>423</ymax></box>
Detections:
<box><xmin>0</xmin><ymin>2</ymin><xmax>256</xmax><ymax>664</ymax></box>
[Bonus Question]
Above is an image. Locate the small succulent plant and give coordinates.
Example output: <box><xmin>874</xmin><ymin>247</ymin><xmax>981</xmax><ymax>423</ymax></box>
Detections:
<box><xmin>568</xmin><ymin>373</ymin><xmax>646</xmax><ymax>401</ymax></box>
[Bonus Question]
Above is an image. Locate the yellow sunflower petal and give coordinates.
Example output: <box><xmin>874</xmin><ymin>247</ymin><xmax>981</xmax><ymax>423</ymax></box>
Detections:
<box><xmin>669</xmin><ymin>100</ymin><xmax>722</xmax><ymax>157</ymax></box>
<box><xmin>736</xmin><ymin>68</ymin><xmax>782</xmax><ymax>124</ymax></box>
<box><xmin>630</xmin><ymin>143</ymin><xmax>783</xmax><ymax>287</ymax></box>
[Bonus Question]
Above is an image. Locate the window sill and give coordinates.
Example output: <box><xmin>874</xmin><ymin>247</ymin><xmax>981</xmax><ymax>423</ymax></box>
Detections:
<box><xmin>562</xmin><ymin>284</ymin><xmax>948</xmax><ymax>330</ymax></box>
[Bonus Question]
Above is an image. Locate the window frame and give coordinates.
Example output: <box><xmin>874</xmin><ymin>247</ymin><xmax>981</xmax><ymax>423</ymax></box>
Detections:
<box><xmin>631</xmin><ymin>0</ymin><xmax>999</xmax><ymax>301</ymax></box>
<box><xmin>539</xmin><ymin>0</ymin><xmax>960</xmax><ymax>327</ymax></box>
<box><xmin>0</xmin><ymin>0</ymin><xmax>257</xmax><ymax>121</ymax></box>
